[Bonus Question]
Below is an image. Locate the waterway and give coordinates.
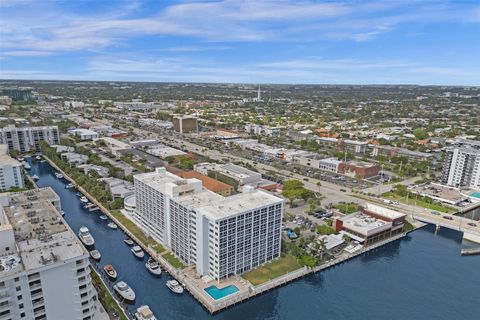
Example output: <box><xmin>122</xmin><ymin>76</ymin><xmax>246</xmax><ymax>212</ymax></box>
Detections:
<box><xmin>29</xmin><ymin>159</ymin><xmax>480</xmax><ymax>320</ymax></box>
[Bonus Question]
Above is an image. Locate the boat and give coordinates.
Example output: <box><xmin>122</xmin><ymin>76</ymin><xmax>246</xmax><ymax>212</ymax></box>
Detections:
<box><xmin>23</xmin><ymin>162</ymin><xmax>31</xmax><ymax>170</ymax></box>
<box><xmin>131</xmin><ymin>246</ymin><xmax>145</xmax><ymax>259</ymax></box>
<box><xmin>17</xmin><ymin>157</ymin><xmax>24</xmax><ymax>161</ymax></box>
<box><xmin>61</xmin><ymin>210</ymin><xmax>65</xmax><ymax>217</ymax></box>
<box><xmin>113</xmin><ymin>281</ymin><xmax>135</xmax><ymax>303</ymax></box>
<box><xmin>100</xmin><ymin>215</ymin><xmax>108</xmax><ymax>220</ymax></box>
<box><xmin>134</xmin><ymin>305</ymin><xmax>157</xmax><ymax>320</ymax></box>
<box><xmin>124</xmin><ymin>238</ymin><xmax>134</xmax><ymax>246</ymax></box>
<box><xmin>65</xmin><ymin>183</ymin><xmax>74</xmax><ymax>189</ymax></box>
<box><xmin>107</xmin><ymin>222</ymin><xmax>118</xmax><ymax>230</ymax></box>
<box><xmin>54</xmin><ymin>172</ymin><xmax>63</xmax><ymax>179</ymax></box>
<box><xmin>78</xmin><ymin>227</ymin><xmax>95</xmax><ymax>247</ymax></box>
<box><xmin>89</xmin><ymin>249</ymin><xmax>101</xmax><ymax>261</ymax></box>
<box><xmin>103</xmin><ymin>264</ymin><xmax>117</xmax><ymax>281</ymax></box>
<box><xmin>80</xmin><ymin>196</ymin><xmax>89</xmax><ymax>203</ymax></box>
<box><xmin>145</xmin><ymin>257</ymin><xmax>162</xmax><ymax>276</ymax></box>
<box><xmin>76</xmin><ymin>192</ymin><xmax>82</xmax><ymax>197</ymax></box>
<box><xmin>89</xmin><ymin>206</ymin><xmax>100</xmax><ymax>212</ymax></box>
<box><xmin>166</xmin><ymin>280</ymin><xmax>184</xmax><ymax>294</ymax></box>
<box><xmin>32</xmin><ymin>174</ymin><xmax>39</xmax><ymax>181</ymax></box>
<box><xmin>40</xmin><ymin>160</ymin><xmax>46</xmax><ymax>163</ymax></box>
<box><xmin>35</xmin><ymin>155</ymin><xmax>42</xmax><ymax>160</ymax></box>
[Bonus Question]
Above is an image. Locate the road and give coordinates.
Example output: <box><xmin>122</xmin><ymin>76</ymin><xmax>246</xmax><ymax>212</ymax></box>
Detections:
<box><xmin>129</xmin><ymin>127</ymin><xmax>438</xmax><ymax>215</ymax></box>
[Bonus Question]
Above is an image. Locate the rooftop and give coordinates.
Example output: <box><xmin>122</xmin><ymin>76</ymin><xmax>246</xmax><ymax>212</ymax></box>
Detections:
<box><xmin>178</xmin><ymin>171</ymin><xmax>233</xmax><ymax>194</ymax></box>
<box><xmin>340</xmin><ymin>212</ymin><xmax>392</xmax><ymax>237</ymax></box>
<box><xmin>0</xmin><ymin>144</ymin><xmax>21</xmax><ymax>166</ymax></box>
<box><xmin>0</xmin><ymin>188</ymin><xmax>86</xmax><ymax>275</ymax></box>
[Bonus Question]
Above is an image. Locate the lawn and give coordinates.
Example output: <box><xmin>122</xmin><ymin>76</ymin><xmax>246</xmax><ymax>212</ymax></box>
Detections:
<box><xmin>333</xmin><ymin>202</ymin><xmax>359</xmax><ymax>214</ymax></box>
<box><xmin>90</xmin><ymin>268</ymin><xmax>128</xmax><ymax>320</ymax></box>
<box><xmin>382</xmin><ymin>193</ymin><xmax>456</xmax><ymax>214</ymax></box>
<box><xmin>241</xmin><ymin>254</ymin><xmax>303</xmax><ymax>286</ymax></box>
<box><xmin>111</xmin><ymin>210</ymin><xmax>166</xmax><ymax>253</ymax></box>
<box><xmin>163</xmin><ymin>252</ymin><xmax>186</xmax><ymax>269</ymax></box>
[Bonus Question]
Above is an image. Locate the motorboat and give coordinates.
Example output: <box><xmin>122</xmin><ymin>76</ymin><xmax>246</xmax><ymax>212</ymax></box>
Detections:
<box><xmin>76</xmin><ymin>192</ymin><xmax>82</xmax><ymax>197</ymax></box>
<box><xmin>89</xmin><ymin>250</ymin><xmax>101</xmax><ymax>261</ymax></box>
<box><xmin>89</xmin><ymin>206</ymin><xmax>100</xmax><ymax>212</ymax></box>
<box><xmin>103</xmin><ymin>264</ymin><xmax>117</xmax><ymax>281</ymax></box>
<box><xmin>35</xmin><ymin>155</ymin><xmax>42</xmax><ymax>160</ymax></box>
<box><xmin>107</xmin><ymin>222</ymin><xmax>118</xmax><ymax>230</ymax></box>
<box><xmin>32</xmin><ymin>174</ymin><xmax>39</xmax><ymax>181</ymax></box>
<box><xmin>145</xmin><ymin>257</ymin><xmax>162</xmax><ymax>276</ymax></box>
<box><xmin>17</xmin><ymin>157</ymin><xmax>24</xmax><ymax>161</ymax></box>
<box><xmin>61</xmin><ymin>210</ymin><xmax>65</xmax><ymax>217</ymax></box>
<box><xmin>23</xmin><ymin>162</ymin><xmax>31</xmax><ymax>170</ymax></box>
<box><xmin>113</xmin><ymin>281</ymin><xmax>135</xmax><ymax>303</ymax></box>
<box><xmin>124</xmin><ymin>238</ymin><xmax>134</xmax><ymax>246</ymax></box>
<box><xmin>131</xmin><ymin>246</ymin><xmax>145</xmax><ymax>259</ymax></box>
<box><xmin>166</xmin><ymin>280</ymin><xmax>184</xmax><ymax>294</ymax></box>
<box><xmin>134</xmin><ymin>305</ymin><xmax>157</xmax><ymax>320</ymax></box>
<box><xmin>54</xmin><ymin>172</ymin><xmax>63</xmax><ymax>179</ymax></box>
<box><xmin>78</xmin><ymin>227</ymin><xmax>95</xmax><ymax>247</ymax></box>
<box><xmin>80</xmin><ymin>196</ymin><xmax>89</xmax><ymax>203</ymax></box>
<box><xmin>100</xmin><ymin>215</ymin><xmax>108</xmax><ymax>220</ymax></box>
<box><xmin>65</xmin><ymin>183</ymin><xmax>74</xmax><ymax>189</ymax></box>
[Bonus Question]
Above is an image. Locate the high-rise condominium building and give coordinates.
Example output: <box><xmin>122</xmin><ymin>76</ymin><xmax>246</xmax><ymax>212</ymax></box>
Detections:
<box><xmin>0</xmin><ymin>144</ymin><xmax>24</xmax><ymax>191</ymax></box>
<box><xmin>0</xmin><ymin>188</ymin><xmax>99</xmax><ymax>320</ymax></box>
<box><xmin>441</xmin><ymin>140</ymin><xmax>480</xmax><ymax>189</ymax></box>
<box><xmin>0</xmin><ymin>125</ymin><xmax>59</xmax><ymax>152</ymax></box>
<box><xmin>133</xmin><ymin>167</ymin><xmax>284</xmax><ymax>281</ymax></box>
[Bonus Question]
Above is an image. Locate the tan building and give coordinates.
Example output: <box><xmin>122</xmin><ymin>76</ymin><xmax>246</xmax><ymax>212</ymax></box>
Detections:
<box><xmin>173</xmin><ymin>115</ymin><xmax>198</xmax><ymax>133</ymax></box>
<box><xmin>178</xmin><ymin>171</ymin><xmax>233</xmax><ymax>196</ymax></box>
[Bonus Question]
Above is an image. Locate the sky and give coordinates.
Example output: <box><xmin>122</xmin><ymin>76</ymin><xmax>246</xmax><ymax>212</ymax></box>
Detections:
<box><xmin>0</xmin><ymin>0</ymin><xmax>479</xmax><ymax>85</ymax></box>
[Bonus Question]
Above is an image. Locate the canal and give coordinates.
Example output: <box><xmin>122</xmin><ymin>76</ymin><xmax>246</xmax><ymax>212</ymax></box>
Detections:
<box><xmin>29</xmin><ymin>159</ymin><xmax>480</xmax><ymax>320</ymax></box>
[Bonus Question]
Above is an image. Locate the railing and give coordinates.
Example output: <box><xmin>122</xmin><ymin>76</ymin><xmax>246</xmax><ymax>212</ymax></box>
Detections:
<box><xmin>252</xmin><ymin>266</ymin><xmax>309</xmax><ymax>294</ymax></box>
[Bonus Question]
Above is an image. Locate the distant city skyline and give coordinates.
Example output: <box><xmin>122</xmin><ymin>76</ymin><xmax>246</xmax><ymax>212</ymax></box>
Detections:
<box><xmin>0</xmin><ymin>0</ymin><xmax>479</xmax><ymax>85</ymax></box>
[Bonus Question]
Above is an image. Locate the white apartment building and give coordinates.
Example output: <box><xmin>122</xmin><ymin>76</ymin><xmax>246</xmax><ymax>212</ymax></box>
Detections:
<box><xmin>0</xmin><ymin>145</ymin><xmax>24</xmax><ymax>191</ymax></box>
<box><xmin>133</xmin><ymin>168</ymin><xmax>283</xmax><ymax>280</ymax></box>
<box><xmin>441</xmin><ymin>143</ymin><xmax>480</xmax><ymax>189</ymax></box>
<box><xmin>0</xmin><ymin>125</ymin><xmax>59</xmax><ymax>152</ymax></box>
<box><xmin>0</xmin><ymin>188</ymin><xmax>98</xmax><ymax>320</ymax></box>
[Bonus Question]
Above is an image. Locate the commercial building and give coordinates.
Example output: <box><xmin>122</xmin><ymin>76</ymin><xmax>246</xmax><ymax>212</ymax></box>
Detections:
<box><xmin>69</xmin><ymin>129</ymin><xmax>99</xmax><ymax>141</ymax></box>
<box><xmin>334</xmin><ymin>203</ymin><xmax>406</xmax><ymax>245</ymax></box>
<box><xmin>0</xmin><ymin>188</ymin><xmax>99</xmax><ymax>320</ymax></box>
<box><xmin>172</xmin><ymin>115</ymin><xmax>198</xmax><ymax>133</ymax></box>
<box><xmin>0</xmin><ymin>144</ymin><xmax>24</xmax><ymax>191</ymax></box>
<box><xmin>338</xmin><ymin>161</ymin><xmax>381</xmax><ymax>178</ymax></box>
<box><xmin>441</xmin><ymin>140</ymin><xmax>480</xmax><ymax>189</ymax></box>
<box><xmin>371</xmin><ymin>145</ymin><xmax>434</xmax><ymax>161</ymax></box>
<box><xmin>0</xmin><ymin>87</ymin><xmax>32</xmax><ymax>102</ymax></box>
<box><xmin>292</xmin><ymin>155</ymin><xmax>341</xmax><ymax>173</ymax></box>
<box><xmin>0</xmin><ymin>125</ymin><xmax>59</xmax><ymax>152</ymax></box>
<box><xmin>194</xmin><ymin>162</ymin><xmax>262</xmax><ymax>188</ymax></box>
<box><xmin>133</xmin><ymin>168</ymin><xmax>283</xmax><ymax>280</ymax></box>
<box><xmin>178</xmin><ymin>171</ymin><xmax>233</xmax><ymax>197</ymax></box>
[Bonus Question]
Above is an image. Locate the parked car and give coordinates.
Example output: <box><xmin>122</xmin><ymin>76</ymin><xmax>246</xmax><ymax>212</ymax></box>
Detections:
<box><xmin>431</xmin><ymin>211</ymin><xmax>441</xmax><ymax>216</ymax></box>
<box><xmin>467</xmin><ymin>222</ymin><xmax>477</xmax><ymax>227</ymax></box>
<box><xmin>443</xmin><ymin>216</ymin><xmax>453</xmax><ymax>220</ymax></box>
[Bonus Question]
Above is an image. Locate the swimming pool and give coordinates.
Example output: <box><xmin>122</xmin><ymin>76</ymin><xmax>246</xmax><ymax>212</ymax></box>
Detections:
<box><xmin>470</xmin><ymin>192</ymin><xmax>480</xmax><ymax>199</ymax></box>
<box><xmin>204</xmin><ymin>285</ymin><xmax>239</xmax><ymax>300</ymax></box>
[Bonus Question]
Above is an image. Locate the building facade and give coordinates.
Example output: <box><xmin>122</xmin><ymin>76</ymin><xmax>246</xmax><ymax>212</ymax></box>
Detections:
<box><xmin>441</xmin><ymin>141</ymin><xmax>480</xmax><ymax>189</ymax></box>
<box><xmin>172</xmin><ymin>115</ymin><xmax>198</xmax><ymax>133</ymax></box>
<box><xmin>133</xmin><ymin>168</ymin><xmax>283</xmax><ymax>280</ymax></box>
<box><xmin>0</xmin><ymin>125</ymin><xmax>59</xmax><ymax>152</ymax></box>
<box><xmin>0</xmin><ymin>144</ymin><xmax>24</xmax><ymax>191</ymax></box>
<box><xmin>0</xmin><ymin>188</ymin><xmax>98</xmax><ymax>320</ymax></box>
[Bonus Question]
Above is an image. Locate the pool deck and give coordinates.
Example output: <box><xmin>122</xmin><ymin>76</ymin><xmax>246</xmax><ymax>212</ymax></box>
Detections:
<box><xmin>44</xmin><ymin>155</ymin><xmax>410</xmax><ymax>314</ymax></box>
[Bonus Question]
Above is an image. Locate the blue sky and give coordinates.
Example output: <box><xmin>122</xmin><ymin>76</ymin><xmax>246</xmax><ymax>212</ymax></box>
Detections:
<box><xmin>0</xmin><ymin>0</ymin><xmax>479</xmax><ymax>85</ymax></box>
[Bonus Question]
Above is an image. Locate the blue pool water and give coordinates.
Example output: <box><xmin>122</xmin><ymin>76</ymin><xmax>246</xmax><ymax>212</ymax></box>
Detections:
<box><xmin>205</xmin><ymin>285</ymin><xmax>240</xmax><ymax>300</ymax></box>
<box><xmin>470</xmin><ymin>191</ymin><xmax>480</xmax><ymax>198</ymax></box>
<box><xmin>29</xmin><ymin>159</ymin><xmax>480</xmax><ymax>320</ymax></box>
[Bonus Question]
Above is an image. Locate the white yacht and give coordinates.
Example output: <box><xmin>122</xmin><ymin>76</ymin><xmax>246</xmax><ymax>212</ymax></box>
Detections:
<box><xmin>35</xmin><ymin>155</ymin><xmax>42</xmax><ymax>160</ymax></box>
<box><xmin>54</xmin><ymin>172</ymin><xmax>63</xmax><ymax>179</ymax></box>
<box><xmin>124</xmin><ymin>238</ymin><xmax>134</xmax><ymax>246</ymax></box>
<box><xmin>80</xmin><ymin>196</ymin><xmax>89</xmax><ymax>203</ymax></box>
<box><xmin>107</xmin><ymin>222</ymin><xmax>118</xmax><ymax>230</ymax></box>
<box><xmin>65</xmin><ymin>183</ymin><xmax>74</xmax><ymax>189</ymax></box>
<box><xmin>100</xmin><ymin>215</ymin><xmax>108</xmax><ymax>220</ymax></box>
<box><xmin>145</xmin><ymin>257</ymin><xmax>162</xmax><ymax>276</ymax></box>
<box><xmin>89</xmin><ymin>249</ymin><xmax>101</xmax><ymax>261</ymax></box>
<box><xmin>131</xmin><ymin>246</ymin><xmax>145</xmax><ymax>259</ymax></box>
<box><xmin>134</xmin><ymin>305</ymin><xmax>157</xmax><ymax>320</ymax></box>
<box><xmin>103</xmin><ymin>264</ymin><xmax>117</xmax><ymax>281</ymax></box>
<box><xmin>23</xmin><ymin>162</ymin><xmax>31</xmax><ymax>170</ymax></box>
<box><xmin>78</xmin><ymin>227</ymin><xmax>95</xmax><ymax>247</ymax></box>
<box><xmin>166</xmin><ymin>280</ymin><xmax>183</xmax><ymax>294</ymax></box>
<box><xmin>32</xmin><ymin>174</ymin><xmax>39</xmax><ymax>181</ymax></box>
<box><xmin>113</xmin><ymin>281</ymin><xmax>135</xmax><ymax>303</ymax></box>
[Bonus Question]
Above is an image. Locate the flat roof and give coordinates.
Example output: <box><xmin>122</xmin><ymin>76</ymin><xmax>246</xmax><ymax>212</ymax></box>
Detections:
<box><xmin>0</xmin><ymin>188</ymin><xmax>86</xmax><ymax>274</ymax></box>
<box><xmin>0</xmin><ymin>144</ymin><xmax>21</xmax><ymax>166</ymax></box>
<box><xmin>178</xmin><ymin>171</ymin><xmax>233</xmax><ymax>193</ymax></box>
<box><xmin>340</xmin><ymin>212</ymin><xmax>392</xmax><ymax>237</ymax></box>
<box><xmin>364</xmin><ymin>203</ymin><xmax>405</xmax><ymax>220</ymax></box>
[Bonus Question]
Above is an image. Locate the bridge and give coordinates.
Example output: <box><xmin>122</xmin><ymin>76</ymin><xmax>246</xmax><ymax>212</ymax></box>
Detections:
<box><xmin>412</xmin><ymin>208</ymin><xmax>480</xmax><ymax>244</ymax></box>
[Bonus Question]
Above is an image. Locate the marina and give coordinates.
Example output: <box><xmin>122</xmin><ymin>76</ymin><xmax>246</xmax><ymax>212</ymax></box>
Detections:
<box><xmin>28</xmin><ymin>159</ymin><xmax>480</xmax><ymax>320</ymax></box>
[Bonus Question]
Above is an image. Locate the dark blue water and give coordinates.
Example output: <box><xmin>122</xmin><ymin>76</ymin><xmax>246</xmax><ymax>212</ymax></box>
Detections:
<box><xmin>29</xmin><ymin>160</ymin><xmax>480</xmax><ymax>320</ymax></box>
